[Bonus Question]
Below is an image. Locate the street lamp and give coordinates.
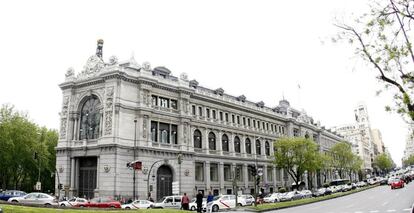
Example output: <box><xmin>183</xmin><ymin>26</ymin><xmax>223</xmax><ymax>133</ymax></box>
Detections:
<box><xmin>133</xmin><ymin>119</ymin><xmax>137</xmax><ymax>200</ymax></box>
<box><xmin>177</xmin><ymin>153</ymin><xmax>183</xmax><ymax>195</ymax></box>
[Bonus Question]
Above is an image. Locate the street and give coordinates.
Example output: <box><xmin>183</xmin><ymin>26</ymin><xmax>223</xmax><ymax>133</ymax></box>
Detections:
<box><xmin>239</xmin><ymin>184</ymin><xmax>414</xmax><ymax>213</ymax></box>
<box><xmin>274</xmin><ymin>184</ymin><xmax>413</xmax><ymax>213</ymax></box>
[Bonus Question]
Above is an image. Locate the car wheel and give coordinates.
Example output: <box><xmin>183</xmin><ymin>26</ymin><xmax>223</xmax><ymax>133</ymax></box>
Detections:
<box><xmin>110</xmin><ymin>206</ymin><xmax>115</xmax><ymax>208</ymax></box>
<box><xmin>274</xmin><ymin>199</ymin><xmax>278</xmax><ymax>203</ymax></box>
<box><xmin>238</xmin><ymin>203</ymin><xmax>243</xmax><ymax>207</ymax></box>
<box><xmin>45</xmin><ymin>203</ymin><xmax>51</xmax><ymax>206</ymax></box>
<box><xmin>79</xmin><ymin>205</ymin><xmax>85</xmax><ymax>208</ymax></box>
<box><xmin>11</xmin><ymin>200</ymin><xmax>18</xmax><ymax>203</ymax></box>
<box><xmin>212</xmin><ymin>205</ymin><xmax>219</xmax><ymax>212</ymax></box>
<box><xmin>191</xmin><ymin>206</ymin><xmax>196</xmax><ymax>211</ymax></box>
<box><xmin>125</xmin><ymin>207</ymin><xmax>130</xmax><ymax>209</ymax></box>
<box><xmin>147</xmin><ymin>207</ymin><xmax>151</xmax><ymax>209</ymax></box>
<box><xmin>60</xmin><ymin>204</ymin><xmax>66</xmax><ymax>207</ymax></box>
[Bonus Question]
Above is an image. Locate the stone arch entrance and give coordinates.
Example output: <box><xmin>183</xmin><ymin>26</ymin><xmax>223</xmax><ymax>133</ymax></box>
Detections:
<box><xmin>156</xmin><ymin>165</ymin><xmax>173</xmax><ymax>200</ymax></box>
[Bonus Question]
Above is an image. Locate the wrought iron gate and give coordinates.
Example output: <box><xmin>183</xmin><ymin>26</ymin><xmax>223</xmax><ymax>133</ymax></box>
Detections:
<box><xmin>156</xmin><ymin>165</ymin><xmax>172</xmax><ymax>200</ymax></box>
<box><xmin>78</xmin><ymin>157</ymin><xmax>97</xmax><ymax>199</ymax></box>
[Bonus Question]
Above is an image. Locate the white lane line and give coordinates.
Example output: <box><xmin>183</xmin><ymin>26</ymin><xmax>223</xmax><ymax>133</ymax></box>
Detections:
<box><xmin>382</xmin><ymin>201</ymin><xmax>389</xmax><ymax>206</ymax></box>
<box><xmin>402</xmin><ymin>209</ymin><xmax>411</xmax><ymax>211</ymax></box>
<box><xmin>386</xmin><ymin>210</ymin><xmax>396</xmax><ymax>212</ymax></box>
<box><xmin>369</xmin><ymin>211</ymin><xmax>379</xmax><ymax>213</ymax></box>
<box><xmin>355</xmin><ymin>211</ymin><xmax>363</xmax><ymax>213</ymax></box>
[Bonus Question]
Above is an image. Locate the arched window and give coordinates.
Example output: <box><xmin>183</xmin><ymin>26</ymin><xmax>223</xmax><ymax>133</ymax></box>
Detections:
<box><xmin>245</xmin><ymin>138</ymin><xmax>252</xmax><ymax>154</ymax></box>
<box><xmin>222</xmin><ymin>134</ymin><xmax>229</xmax><ymax>152</ymax></box>
<box><xmin>234</xmin><ymin>136</ymin><xmax>241</xmax><ymax>153</ymax></box>
<box><xmin>256</xmin><ymin>140</ymin><xmax>261</xmax><ymax>155</ymax></box>
<box><xmin>79</xmin><ymin>95</ymin><xmax>101</xmax><ymax>140</ymax></box>
<box><xmin>194</xmin><ymin>129</ymin><xmax>202</xmax><ymax>149</ymax></box>
<box><xmin>265</xmin><ymin>141</ymin><xmax>270</xmax><ymax>156</ymax></box>
<box><xmin>208</xmin><ymin>132</ymin><xmax>216</xmax><ymax>150</ymax></box>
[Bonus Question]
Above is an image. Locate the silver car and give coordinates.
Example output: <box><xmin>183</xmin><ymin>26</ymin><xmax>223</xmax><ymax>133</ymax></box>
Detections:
<box><xmin>8</xmin><ymin>192</ymin><xmax>58</xmax><ymax>205</ymax></box>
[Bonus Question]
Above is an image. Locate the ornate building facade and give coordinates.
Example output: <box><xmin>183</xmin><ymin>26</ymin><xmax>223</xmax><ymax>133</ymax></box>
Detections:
<box><xmin>56</xmin><ymin>40</ymin><xmax>345</xmax><ymax>200</ymax></box>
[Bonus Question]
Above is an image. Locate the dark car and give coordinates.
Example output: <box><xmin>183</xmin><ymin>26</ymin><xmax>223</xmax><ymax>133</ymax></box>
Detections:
<box><xmin>0</xmin><ymin>190</ymin><xmax>26</xmax><ymax>201</ymax></box>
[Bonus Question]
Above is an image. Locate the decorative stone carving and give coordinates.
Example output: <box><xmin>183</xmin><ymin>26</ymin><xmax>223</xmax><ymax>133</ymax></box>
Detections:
<box><xmin>142</xmin><ymin>61</ymin><xmax>151</xmax><ymax>71</ymax></box>
<box><xmin>237</xmin><ymin>95</ymin><xmax>246</xmax><ymax>102</ymax></box>
<box><xmin>183</xmin><ymin>122</ymin><xmax>188</xmax><ymax>144</ymax></box>
<box><xmin>104</xmin><ymin>87</ymin><xmax>114</xmax><ymax>135</ymax></box>
<box><xmin>184</xmin><ymin>169</ymin><xmax>190</xmax><ymax>176</ymax></box>
<box><xmin>256</xmin><ymin>101</ymin><xmax>265</xmax><ymax>108</ymax></box>
<box><xmin>180</xmin><ymin>72</ymin><xmax>188</xmax><ymax>81</ymax></box>
<box><xmin>189</xmin><ymin>80</ymin><xmax>198</xmax><ymax>88</ymax></box>
<box><xmin>77</xmin><ymin>55</ymin><xmax>105</xmax><ymax>79</ymax></box>
<box><xmin>109</xmin><ymin>55</ymin><xmax>118</xmax><ymax>65</ymax></box>
<box><xmin>103</xmin><ymin>164</ymin><xmax>111</xmax><ymax>173</ymax></box>
<box><xmin>143</xmin><ymin>115</ymin><xmax>148</xmax><ymax>138</ymax></box>
<box><xmin>65</xmin><ymin>67</ymin><xmax>75</xmax><ymax>81</ymax></box>
<box><xmin>60</xmin><ymin>96</ymin><xmax>70</xmax><ymax>138</ymax></box>
<box><xmin>214</xmin><ymin>88</ymin><xmax>224</xmax><ymax>96</ymax></box>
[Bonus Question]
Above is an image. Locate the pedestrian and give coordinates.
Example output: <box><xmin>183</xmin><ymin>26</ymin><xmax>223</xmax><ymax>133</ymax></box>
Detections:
<box><xmin>196</xmin><ymin>191</ymin><xmax>204</xmax><ymax>213</ymax></box>
<box><xmin>206</xmin><ymin>191</ymin><xmax>214</xmax><ymax>213</ymax></box>
<box><xmin>181</xmin><ymin>192</ymin><xmax>190</xmax><ymax>210</ymax></box>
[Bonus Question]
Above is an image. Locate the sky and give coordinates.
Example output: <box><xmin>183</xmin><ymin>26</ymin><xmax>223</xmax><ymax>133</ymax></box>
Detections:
<box><xmin>0</xmin><ymin>0</ymin><xmax>408</xmax><ymax>165</ymax></box>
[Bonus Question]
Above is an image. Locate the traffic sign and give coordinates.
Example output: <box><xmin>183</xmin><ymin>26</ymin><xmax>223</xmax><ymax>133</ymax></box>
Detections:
<box><xmin>172</xmin><ymin>181</ymin><xmax>179</xmax><ymax>195</ymax></box>
<box><xmin>35</xmin><ymin>182</ymin><xmax>42</xmax><ymax>191</ymax></box>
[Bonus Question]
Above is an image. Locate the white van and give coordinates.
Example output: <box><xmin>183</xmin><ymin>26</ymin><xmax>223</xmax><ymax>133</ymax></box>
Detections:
<box><xmin>153</xmin><ymin>195</ymin><xmax>182</xmax><ymax>209</ymax></box>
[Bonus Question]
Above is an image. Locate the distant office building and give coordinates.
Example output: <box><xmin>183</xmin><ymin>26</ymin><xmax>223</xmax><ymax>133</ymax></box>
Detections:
<box><xmin>371</xmin><ymin>129</ymin><xmax>385</xmax><ymax>155</ymax></box>
<box><xmin>403</xmin><ymin>125</ymin><xmax>414</xmax><ymax>161</ymax></box>
<box><xmin>56</xmin><ymin>40</ymin><xmax>346</xmax><ymax>200</ymax></box>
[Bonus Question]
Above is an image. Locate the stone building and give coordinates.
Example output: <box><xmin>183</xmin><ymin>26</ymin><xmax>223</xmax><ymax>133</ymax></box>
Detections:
<box><xmin>56</xmin><ymin>40</ymin><xmax>345</xmax><ymax>200</ymax></box>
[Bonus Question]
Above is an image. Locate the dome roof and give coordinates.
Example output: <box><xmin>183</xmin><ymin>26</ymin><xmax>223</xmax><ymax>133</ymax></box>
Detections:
<box><xmin>153</xmin><ymin>66</ymin><xmax>171</xmax><ymax>74</ymax></box>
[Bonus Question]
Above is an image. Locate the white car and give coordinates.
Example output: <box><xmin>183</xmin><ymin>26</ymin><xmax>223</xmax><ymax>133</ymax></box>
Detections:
<box><xmin>59</xmin><ymin>197</ymin><xmax>88</xmax><ymax>207</ymax></box>
<box><xmin>299</xmin><ymin>190</ymin><xmax>312</xmax><ymax>198</ymax></box>
<box><xmin>211</xmin><ymin>195</ymin><xmax>236</xmax><ymax>212</ymax></box>
<box><xmin>121</xmin><ymin>199</ymin><xmax>154</xmax><ymax>209</ymax></box>
<box><xmin>8</xmin><ymin>193</ymin><xmax>58</xmax><ymax>206</ymax></box>
<box><xmin>153</xmin><ymin>195</ymin><xmax>182</xmax><ymax>209</ymax></box>
<box><xmin>238</xmin><ymin>195</ymin><xmax>255</xmax><ymax>205</ymax></box>
<box><xmin>189</xmin><ymin>198</ymin><xmax>206</xmax><ymax>211</ymax></box>
<box><xmin>263</xmin><ymin>193</ymin><xmax>280</xmax><ymax>203</ymax></box>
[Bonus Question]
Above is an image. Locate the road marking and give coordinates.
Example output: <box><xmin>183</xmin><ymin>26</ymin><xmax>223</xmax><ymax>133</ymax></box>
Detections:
<box><xmin>386</xmin><ymin>210</ymin><xmax>396</xmax><ymax>212</ymax></box>
<box><xmin>382</xmin><ymin>201</ymin><xmax>389</xmax><ymax>206</ymax></box>
<box><xmin>402</xmin><ymin>209</ymin><xmax>411</xmax><ymax>211</ymax></box>
<box><xmin>355</xmin><ymin>211</ymin><xmax>363</xmax><ymax>213</ymax></box>
<box><xmin>369</xmin><ymin>211</ymin><xmax>379</xmax><ymax>213</ymax></box>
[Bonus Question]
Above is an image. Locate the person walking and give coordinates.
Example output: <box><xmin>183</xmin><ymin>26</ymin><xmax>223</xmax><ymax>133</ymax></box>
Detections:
<box><xmin>206</xmin><ymin>191</ymin><xmax>214</xmax><ymax>213</ymax></box>
<box><xmin>196</xmin><ymin>191</ymin><xmax>204</xmax><ymax>213</ymax></box>
<box><xmin>181</xmin><ymin>192</ymin><xmax>190</xmax><ymax>210</ymax></box>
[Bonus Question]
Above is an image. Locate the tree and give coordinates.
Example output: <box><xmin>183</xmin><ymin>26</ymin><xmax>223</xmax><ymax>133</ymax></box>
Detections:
<box><xmin>373</xmin><ymin>153</ymin><xmax>393</xmax><ymax>173</ymax></box>
<box><xmin>403</xmin><ymin>154</ymin><xmax>414</xmax><ymax>167</ymax></box>
<box><xmin>329</xmin><ymin>142</ymin><xmax>355</xmax><ymax>179</ymax></box>
<box><xmin>349</xmin><ymin>155</ymin><xmax>363</xmax><ymax>181</ymax></box>
<box><xmin>273</xmin><ymin>137</ymin><xmax>320</xmax><ymax>188</ymax></box>
<box><xmin>0</xmin><ymin>104</ymin><xmax>58</xmax><ymax>192</ymax></box>
<box><xmin>335</xmin><ymin>0</ymin><xmax>414</xmax><ymax>121</ymax></box>
<box><xmin>318</xmin><ymin>154</ymin><xmax>333</xmax><ymax>184</ymax></box>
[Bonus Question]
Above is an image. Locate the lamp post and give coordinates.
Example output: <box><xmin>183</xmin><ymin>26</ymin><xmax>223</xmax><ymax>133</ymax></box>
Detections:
<box><xmin>133</xmin><ymin>119</ymin><xmax>137</xmax><ymax>200</ymax></box>
<box><xmin>177</xmin><ymin>152</ymin><xmax>183</xmax><ymax>195</ymax></box>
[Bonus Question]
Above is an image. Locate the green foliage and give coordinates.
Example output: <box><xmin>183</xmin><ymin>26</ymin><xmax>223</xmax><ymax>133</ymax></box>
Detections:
<box><xmin>335</xmin><ymin>0</ymin><xmax>414</xmax><ymax>122</ymax></box>
<box><xmin>403</xmin><ymin>154</ymin><xmax>414</xmax><ymax>167</ymax></box>
<box><xmin>0</xmin><ymin>104</ymin><xmax>58</xmax><ymax>192</ymax></box>
<box><xmin>329</xmin><ymin>142</ymin><xmax>361</xmax><ymax>179</ymax></box>
<box><xmin>273</xmin><ymin>137</ymin><xmax>320</xmax><ymax>187</ymax></box>
<box><xmin>373</xmin><ymin>153</ymin><xmax>393</xmax><ymax>172</ymax></box>
<box><xmin>278</xmin><ymin>187</ymin><xmax>286</xmax><ymax>193</ymax></box>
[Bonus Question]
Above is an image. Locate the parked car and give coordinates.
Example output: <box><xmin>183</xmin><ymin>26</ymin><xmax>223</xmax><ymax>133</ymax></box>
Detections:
<box><xmin>390</xmin><ymin>178</ymin><xmax>405</xmax><ymax>189</ymax></box>
<box><xmin>279</xmin><ymin>191</ymin><xmax>303</xmax><ymax>202</ymax></box>
<box><xmin>121</xmin><ymin>199</ymin><xmax>154</xmax><ymax>209</ymax></box>
<box><xmin>211</xmin><ymin>195</ymin><xmax>237</xmax><ymax>212</ymax></box>
<box><xmin>356</xmin><ymin>181</ymin><xmax>367</xmax><ymax>187</ymax></box>
<box><xmin>327</xmin><ymin>185</ymin><xmax>339</xmax><ymax>193</ymax></box>
<box><xmin>312</xmin><ymin>188</ymin><xmax>330</xmax><ymax>197</ymax></box>
<box><xmin>379</xmin><ymin>178</ymin><xmax>388</xmax><ymax>185</ymax></box>
<box><xmin>7</xmin><ymin>192</ymin><xmax>58</xmax><ymax>206</ymax></box>
<box><xmin>0</xmin><ymin>190</ymin><xmax>26</xmax><ymax>201</ymax></box>
<box><xmin>188</xmin><ymin>198</ymin><xmax>206</xmax><ymax>211</ymax></box>
<box><xmin>153</xmin><ymin>195</ymin><xmax>182</xmax><ymax>209</ymax></box>
<box><xmin>75</xmin><ymin>197</ymin><xmax>121</xmax><ymax>208</ymax></box>
<box><xmin>59</xmin><ymin>197</ymin><xmax>88</xmax><ymax>207</ymax></box>
<box><xmin>263</xmin><ymin>193</ymin><xmax>280</xmax><ymax>203</ymax></box>
<box><xmin>342</xmin><ymin>184</ymin><xmax>352</xmax><ymax>192</ymax></box>
<box><xmin>238</xmin><ymin>194</ymin><xmax>255</xmax><ymax>206</ymax></box>
<box><xmin>299</xmin><ymin>190</ymin><xmax>312</xmax><ymax>198</ymax></box>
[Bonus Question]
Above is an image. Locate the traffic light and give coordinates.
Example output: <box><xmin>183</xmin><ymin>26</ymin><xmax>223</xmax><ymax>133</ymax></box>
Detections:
<box><xmin>126</xmin><ymin>162</ymin><xmax>131</xmax><ymax>168</ymax></box>
<box><xmin>256</xmin><ymin>176</ymin><xmax>260</xmax><ymax>186</ymax></box>
<box><xmin>236</xmin><ymin>167</ymin><xmax>241</xmax><ymax>180</ymax></box>
<box><xmin>58</xmin><ymin>184</ymin><xmax>63</xmax><ymax>190</ymax></box>
<box><xmin>249</xmin><ymin>165</ymin><xmax>257</xmax><ymax>177</ymax></box>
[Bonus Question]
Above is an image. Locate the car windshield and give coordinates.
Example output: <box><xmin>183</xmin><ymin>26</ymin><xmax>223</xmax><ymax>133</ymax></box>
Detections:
<box><xmin>213</xmin><ymin>196</ymin><xmax>221</xmax><ymax>201</ymax></box>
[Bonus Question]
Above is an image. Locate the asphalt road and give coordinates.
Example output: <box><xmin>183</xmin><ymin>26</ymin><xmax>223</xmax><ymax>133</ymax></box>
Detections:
<box><xmin>238</xmin><ymin>183</ymin><xmax>414</xmax><ymax>213</ymax></box>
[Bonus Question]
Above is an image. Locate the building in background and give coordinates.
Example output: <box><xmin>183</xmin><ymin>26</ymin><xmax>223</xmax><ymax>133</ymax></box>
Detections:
<box><xmin>403</xmin><ymin>125</ymin><xmax>414</xmax><ymax>162</ymax></box>
<box><xmin>371</xmin><ymin>129</ymin><xmax>385</xmax><ymax>156</ymax></box>
<box><xmin>333</xmin><ymin>103</ymin><xmax>374</xmax><ymax>173</ymax></box>
<box><xmin>56</xmin><ymin>40</ymin><xmax>346</xmax><ymax>200</ymax></box>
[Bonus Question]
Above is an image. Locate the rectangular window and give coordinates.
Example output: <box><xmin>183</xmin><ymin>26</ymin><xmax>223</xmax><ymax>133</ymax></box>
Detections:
<box><xmin>170</xmin><ymin>100</ymin><xmax>178</xmax><ymax>110</ymax></box>
<box><xmin>224</xmin><ymin>164</ymin><xmax>231</xmax><ymax>181</ymax></box>
<box><xmin>248</xmin><ymin>166</ymin><xmax>254</xmax><ymax>181</ymax></box>
<box><xmin>159</xmin><ymin>122</ymin><xmax>170</xmax><ymax>143</ymax></box>
<box><xmin>267</xmin><ymin>167</ymin><xmax>273</xmax><ymax>181</ymax></box>
<box><xmin>206</xmin><ymin>108</ymin><xmax>210</xmax><ymax>118</ymax></box>
<box><xmin>160</xmin><ymin>97</ymin><xmax>169</xmax><ymax>108</ymax></box>
<box><xmin>151</xmin><ymin>95</ymin><xmax>158</xmax><ymax>106</ymax></box>
<box><xmin>293</xmin><ymin>128</ymin><xmax>299</xmax><ymax>137</ymax></box>
<box><xmin>232</xmin><ymin>114</ymin><xmax>235</xmax><ymax>123</ymax></box>
<box><xmin>266</xmin><ymin>123</ymin><xmax>269</xmax><ymax>130</ymax></box>
<box><xmin>253</xmin><ymin>120</ymin><xmax>256</xmax><ymax>128</ymax></box>
<box><xmin>220</xmin><ymin>112</ymin><xmax>223</xmax><ymax>121</ymax></box>
<box><xmin>210</xmin><ymin>163</ymin><xmax>219</xmax><ymax>182</ymax></box>
<box><xmin>248</xmin><ymin>118</ymin><xmax>251</xmax><ymax>127</ymax></box>
<box><xmin>151</xmin><ymin>121</ymin><xmax>158</xmax><ymax>142</ymax></box>
<box><xmin>195</xmin><ymin>162</ymin><xmax>204</xmax><ymax>181</ymax></box>
<box><xmin>213</xmin><ymin>110</ymin><xmax>216</xmax><ymax>119</ymax></box>
<box><xmin>237</xmin><ymin>116</ymin><xmax>240</xmax><ymax>124</ymax></box>
<box><xmin>192</xmin><ymin>105</ymin><xmax>196</xmax><ymax>115</ymax></box>
<box><xmin>198</xmin><ymin>106</ymin><xmax>203</xmax><ymax>116</ymax></box>
<box><xmin>236</xmin><ymin>165</ymin><xmax>243</xmax><ymax>181</ymax></box>
<box><xmin>225</xmin><ymin>113</ymin><xmax>229</xmax><ymax>122</ymax></box>
<box><xmin>243</xmin><ymin>117</ymin><xmax>246</xmax><ymax>126</ymax></box>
